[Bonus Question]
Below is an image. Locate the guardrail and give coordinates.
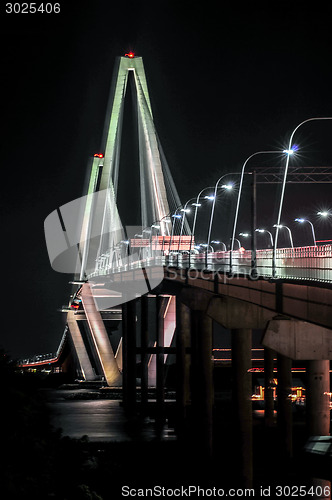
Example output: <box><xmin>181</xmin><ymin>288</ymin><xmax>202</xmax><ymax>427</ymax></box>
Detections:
<box><xmin>89</xmin><ymin>244</ymin><xmax>332</xmax><ymax>283</ymax></box>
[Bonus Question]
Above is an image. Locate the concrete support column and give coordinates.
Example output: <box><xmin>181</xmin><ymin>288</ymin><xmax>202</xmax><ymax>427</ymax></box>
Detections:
<box><xmin>140</xmin><ymin>295</ymin><xmax>149</xmax><ymax>413</ymax></box>
<box><xmin>156</xmin><ymin>295</ymin><xmax>165</xmax><ymax>423</ymax></box>
<box><xmin>231</xmin><ymin>328</ymin><xmax>253</xmax><ymax>488</ymax></box>
<box><xmin>122</xmin><ymin>299</ymin><xmax>137</xmax><ymax>416</ymax></box>
<box><xmin>191</xmin><ymin>310</ymin><xmax>214</xmax><ymax>458</ymax></box>
<box><xmin>306</xmin><ymin>360</ymin><xmax>330</xmax><ymax>436</ymax></box>
<box><xmin>277</xmin><ymin>354</ymin><xmax>293</xmax><ymax>459</ymax></box>
<box><xmin>306</xmin><ymin>362</ymin><xmax>331</xmax><ymax>500</ymax></box>
<box><xmin>264</xmin><ymin>347</ymin><xmax>275</xmax><ymax>427</ymax></box>
<box><xmin>175</xmin><ymin>299</ymin><xmax>191</xmax><ymax>438</ymax></box>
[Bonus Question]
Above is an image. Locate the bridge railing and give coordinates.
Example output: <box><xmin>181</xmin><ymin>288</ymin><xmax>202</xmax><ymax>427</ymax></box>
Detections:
<box><xmin>89</xmin><ymin>244</ymin><xmax>332</xmax><ymax>283</ymax></box>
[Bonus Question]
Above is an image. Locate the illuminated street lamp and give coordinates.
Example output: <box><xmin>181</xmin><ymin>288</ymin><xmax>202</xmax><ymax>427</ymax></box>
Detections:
<box><xmin>152</xmin><ymin>214</ymin><xmax>173</xmax><ymax>256</ymax></box>
<box><xmin>201</xmin><ymin>243</ymin><xmax>215</xmax><ymax>252</ymax></box>
<box><xmin>273</xmin><ymin>224</ymin><xmax>294</xmax><ymax>249</ymax></box>
<box><xmin>231</xmin><ymin>238</ymin><xmax>241</xmax><ymax>250</ymax></box>
<box><xmin>169</xmin><ymin>210</ymin><xmax>183</xmax><ymax>254</ymax></box>
<box><xmin>211</xmin><ymin>240</ymin><xmax>227</xmax><ymax>251</ymax></box>
<box><xmin>317</xmin><ymin>211</ymin><xmax>331</xmax><ymax>218</ymax></box>
<box><xmin>255</xmin><ymin>228</ymin><xmax>274</xmax><ymax>247</ymax></box>
<box><xmin>230</xmin><ymin>149</ymin><xmax>288</xmax><ymax>273</ymax></box>
<box><xmin>274</xmin><ymin>117</ymin><xmax>332</xmax><ymax>274</ymax></box>
<box><xmin>177</xmin><ymin>198</ymin><xmax>196</xmax><ymax>264</ymax></box>
<box><xmin>151</xmin><ymin>224</ymin><xmax>160</xmax><ymax>252</ymax></box>
<box><xmin>140</xmin><ymin>227</ymin><xmax>152</xmax><ymax>259</ymax></box>
<box><xmin>188</xmin><ymin>187</ymin><xmax>216</xmax><ymax>266</ymax></box>
<box><xmin>147</xmin><ymin>223</ymin><xmax>161</xmax><ymax>257</ymax></box>
<box><xmin>205</xmin><ymin>178</ymin><xmax>233</xmax><ymax>267</ymax></box>
<box><xmin>294</xmin><ymin>218</ymin><xmax>317</xmax><ymax>246</ymax></box>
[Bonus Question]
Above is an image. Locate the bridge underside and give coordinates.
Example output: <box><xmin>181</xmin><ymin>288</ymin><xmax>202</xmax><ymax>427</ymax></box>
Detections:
<box><xmin>65</xmin><ymin>266</ymin><xmax>332</xmax><ymax>386</ymax></box>
<box><xmin>66</xmin><ymin>282</ymin><xmax>177</xmax><ymax>387</ymax></box>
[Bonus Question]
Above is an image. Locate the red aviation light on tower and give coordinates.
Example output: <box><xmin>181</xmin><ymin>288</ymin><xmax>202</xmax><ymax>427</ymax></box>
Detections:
<box><xmin>125</xmin><ymin>52</ymin><xmax>135</xmax><ymax>58</ymax></box>
<box><xmin>94</xmin><ymin>153</ymin><xmax>104</xmax><ymax>158</ymax></box>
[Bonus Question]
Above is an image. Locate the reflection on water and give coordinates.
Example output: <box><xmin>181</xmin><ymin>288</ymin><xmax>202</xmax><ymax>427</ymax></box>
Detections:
<box><xmin>46</xmin><ymin>389</ymin><xmax>175</xmax><ymax>442</ymax></box>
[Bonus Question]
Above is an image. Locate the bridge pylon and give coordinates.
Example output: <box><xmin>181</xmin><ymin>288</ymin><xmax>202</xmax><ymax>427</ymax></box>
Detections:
<box><xmin>56</xmin><ymin>54</ymin><xmax>184</xmax><ymax>386</ymax></box>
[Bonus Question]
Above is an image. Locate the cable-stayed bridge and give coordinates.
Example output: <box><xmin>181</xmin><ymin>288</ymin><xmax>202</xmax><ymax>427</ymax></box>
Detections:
<box><xmin>21</xmin><ymin>53</ymin><xmax>332</xmax><ymax>488</ymax></box>
<box><xmin>42</xmin><ymin>53</ymin><xmax>190</xmax><ymax>387</ymax></box>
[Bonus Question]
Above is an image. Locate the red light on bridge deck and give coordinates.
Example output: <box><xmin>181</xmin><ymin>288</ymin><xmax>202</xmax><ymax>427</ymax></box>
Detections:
<box><xmin>125</xmin><ymin>52</ymin><xmax>135</xmax><ymax>58</ymax></box>
<box><xmin>94</xmin><ymin>153</ymin><xmax>104</xmax><ymax>158</ymax></box>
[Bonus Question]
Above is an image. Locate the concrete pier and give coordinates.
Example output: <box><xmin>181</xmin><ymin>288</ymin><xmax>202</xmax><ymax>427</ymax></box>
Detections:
<box><xmin>122</xmin><ymin>299</ymin><xmax>137</xmax><ymax>416</ymax></box>
<box><xmin>175</xmin><ymin>299</ymin><xmax>191</xmax><ymax>438</ymax></box>
<box><xmin>306</xmin><ymin>360</ymin><xmax>330</xmax><ymax>436</ymax></box>
<box><xmin>231</xmin><ymin>328</ymin><xmax>253</xmax><ymax>487</ymax></box>
<box><xmin>277</xmin><ymin>354</ymin><xmax>293</xmax><ymax>459</ymax></box>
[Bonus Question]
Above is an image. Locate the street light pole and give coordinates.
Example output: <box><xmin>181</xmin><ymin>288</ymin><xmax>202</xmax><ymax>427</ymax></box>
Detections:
<box><xmin>255</xmin><ymin>229</ymin><xmax>274</xmax><ymax>248</ymax></box>
<box><xmin>273</xmin><ymin>117</ymin><xmax>332</xmax><ymax>274</ymax></box>
<box><xmin>230</xmin><ymin>150</ymin><xmax>282</xmax><ymax>273</ymax></box>
<box><xmin>206</xmin><ymin>173</ymin><xmax>236</xmax><ymax>264</ymax></box>
<box><xmin>251</xmin><ymin>170</ymin><xmax>257</xmax><ymax>277</ymax></box>
<box><xmin>211</xmin><ymin>240</ymin><xmax>227</xmax><ymax>251</ymax></box>
<box><xmin>169</xmin><ymin>209</ymin><xmax>182</xmax><ymax>259</ymax></box>
<box><xmin>273</xmin><ymin>224</ymin><xmax>294</xmax><ymax>275</ymax></box>
<box><xmin>294</xmin><ymin>218</ymin><xmax>317</xmax><ymax>246</ymax></box>
<box><xmin>205</xmin><ymin>181</ymin><xmax>233</xmax><ymax>268</ymax></box>
<box><xmin>177</xmin><ymin>198</ymin><xmax>196</xmax><ymax>266</ymax></box>
<box><xmin>188</xmin><ymin>187</ymin><xmax>215</xmax><ymax>267</ymax></box>
<box><xmin>232</xmin><ymin>238</ymin><xmax>241</xmax><ymax>249</ymax></box>
<box><xmin>273</xmin><ymin>224</ymin><xmax>294</xmax><ymax>248</ymax></box>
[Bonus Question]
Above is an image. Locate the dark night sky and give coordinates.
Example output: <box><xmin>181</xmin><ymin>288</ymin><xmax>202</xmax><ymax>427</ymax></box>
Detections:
<box><xmin>1</xmin><ymin>1</ymin><xmax>332</xmax><ymax>359</ymax></box>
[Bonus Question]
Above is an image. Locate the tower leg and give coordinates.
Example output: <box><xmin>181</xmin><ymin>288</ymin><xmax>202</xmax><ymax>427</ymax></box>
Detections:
<box><xmin>67</xmin><ymin>311</ymin><xmax>96</xmax><ymax>381</ymax></box>
<box><xmin>81</xmin><ymin>283</ymin><xmax>122</xmax><ymax>386</ymax></box>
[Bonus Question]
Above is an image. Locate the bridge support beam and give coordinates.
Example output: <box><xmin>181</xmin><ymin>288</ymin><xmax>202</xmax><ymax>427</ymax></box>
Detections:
<box><xmin>207</xmin><ymin>294</ymin><xmax>275</xmax><ymax>330</ymax></box>
<box><xmin>231</xmin><ymin>328</ymin><xmax>253</xmax><ymax>488</ymax></box>
<box><xmin>262</xmin><ymin>316</ymin><xmax>332</xmax><ymax>360</ymax></box>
